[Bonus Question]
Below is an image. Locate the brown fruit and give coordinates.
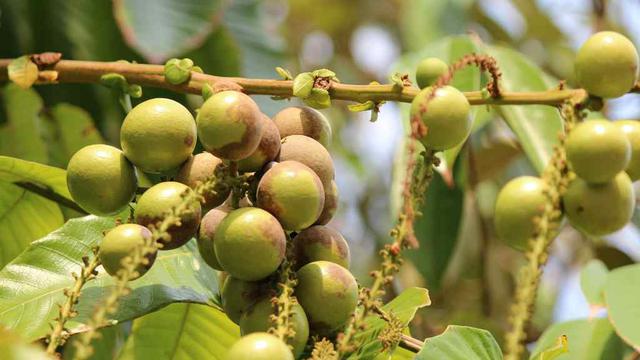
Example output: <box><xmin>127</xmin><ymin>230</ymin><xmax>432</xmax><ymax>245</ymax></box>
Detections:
<box><xmin>273</xmin><ymin>106</ymin><xmax>332</xmax><ymax>148</ymax></box>
<box><xmin>238</xmin><ymin>114</ymin><xmax>281</xmax><ymax>173</ymax></box>
<box><xmin>197</xmin><ymin>206</ymin><xmax>230</xmax><ymax>270</ymax></box>
<box><xmin>278</xmin><ymin>135</ymin><xmax>335</xmax><ymax>186</ymax></box>
<box><xmin>294</xmin><ymin>225</ymin><xmax>350</xmax><ymax>269</ymax></box>
<box><xmin>176</xmin><ymin>152</ymin><xmax>230</xmax><ymax>210</ymax></box>
<box><xmin>315</xmin><ymin>180</ymin><xmax>338</xmax><ymax>225</ymax></box>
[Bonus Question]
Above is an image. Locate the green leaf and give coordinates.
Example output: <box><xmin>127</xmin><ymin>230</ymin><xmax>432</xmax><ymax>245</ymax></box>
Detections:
<box><xmin>530</xmin><ymin>335</ymin><xmax>568</xmax><ymax>360</ymax></box>
<box><xmin>112</xmin><ymin>0</ymin><xmax>224</xmax><ymax>63</ymax></box>
<box><xmin>118</xmin><ymin>303</ymin><xmax>239</xmax><ymax>359</ymax></box>
<box><xmin>416</xmin><ymin>325</ymin><xmax>502</xmax><ymax>360</ymax></box>
<box><xmin>303</xmin><ymin>88</ymin><xmax>332</xmax><ymax>109</ymax></box>
<box><xmin>0</xmin><ymin>156</ymin><xmax>71</xmax><ymax>200</ymax></box>
<box><xmin>47</xmin><ymin>104</ymin><xmax>105</xmax><ymax>167</ymax></box>
<box><xmin>0</xmin><ymin>327</ymin><xmax>53</xmax><ymax>360</ymax></box>
<box><xmin>531</xmin><ymin>318</ymin><xmax>624</xmax><ymax>359</ymax></box>
<box><xmin>579</xmin><ymin>259</ymin><xmax>608</xmax><ymax>306</ymax></box>
<box><xmin>0</xmin><ymin>216</ymin><xmax>220</xmax><ymax>341</ymax></box>
<box><xmin>275</xmin><ymin>67</ymin><xmax>293</xmax><ymax>80</ymax></box>
<box><xmin>7</xmin><ymin>56</ymin><xmax>38</xmax><ymax>89</ymax></box>
<box><xmin>604</xmin><ymin>264</ymin><xmax>640</xmax><ymax>351</ymax></box>
<box><xmin>311</xmin><ymin>69</ymin><xmax>336</xmax><ymax>78</ymax></box>
<box><xmin>484</xmin><ymin>45</ymin><xmax>563</xmax><ymax>173</ymax></box>
<box><xmin>348</xmin><ymin>101</ymin><xmax>376</xmax><ymax>113</ymax></box>
<box><xmin>349</xmin><ymin>287</ymin><xmax>431</xmax><ymax>359</ymax></box>
<box><xmin>292</xmin><ymin>72</ymin><xmax>314</xmax><ymax>99</ymax></box>
<box><xmin>164</xmin><ymin>58</ymin><xmax>194</xmax><ymax>85</ymax></box>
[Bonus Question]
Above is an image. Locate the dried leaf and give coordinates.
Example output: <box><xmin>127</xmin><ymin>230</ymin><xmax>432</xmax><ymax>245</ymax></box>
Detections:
<box><xmin>8</xmin><ymin>56</ymin><xmax>39</xmax><ymax>89</ymax></box>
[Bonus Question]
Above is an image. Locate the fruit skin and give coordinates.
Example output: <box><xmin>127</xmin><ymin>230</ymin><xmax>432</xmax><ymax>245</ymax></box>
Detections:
<box><xmin>416</xmin><ymin>57</ymin><xmax>449</xmax><ymax>89</ymax></box>
<box><xmin>273</xmin><ymin>106</ymin><xmax>332</xmax><ymax>148</ymax></box>
<box><xmin>221</xmin><ymin>276</ymin><xmax>268</xmax><ymax>324</ymax></box>
<box><xmin>410</xmin><ymin>86</ymin><xmax>471</xmax><ymax>150</ymax></box>
<box><xmin>135</xmin><ymin>182</ymin><xmax>201</xmax><ymax>250</ymax></box>
<box><xmin>294</xmin><ymin>225</ymin><xmax>350</xmax><ymax>269</ymax></box>
<box><xmin>563</xmin><ymin>172</ymin><xmax>635</xmax><ymax>236</ymax></box>
<box><xmin>120</xmin><ymin>98</ymin><xmax>196</xmax><ymax>173</ymax></box>
<box><xmin>67</xmin><ymin>144</ymin><xmax>137</xmax><ymax>216</ymax></box>
<box><xmin>197</xmin><ymin>206</ymin><xmax>230</xmax><ymax>270</ymax></box>
<box><xmin>238</xmin><ymin>114</ymin><xmax>281</xmax><ymax>173</ymax></box>
<box><xmin>256</xmin><ymin>161</ymin><xmax>325</xmax><ymax>231</ymax></box>
<box><xmin>278</xmin><ymin>135</ymin><xmax>335</xmax><ymax>186</ymax></box>
<box><xmin>196</xmin><ymin>91</ymin><xmax>263</xmax><ymax>160</ymax></box>
<box><xmin>295</xmin><ymin>261</ymin><xmax>358</xmax><ymax>334</ymax></box>
<box><xmin>99</xmin><ymin>224</ymin><xmax>156</xmax><ymax>279</ymax></box>
<box><xmin>225</xmin><ymin>332</ymin><xmax>294</xmax><ymax>360</ymax></box>
<box><xmin>575</xmin><ymin>31</ymin><xmax>639</xmax><ymax>98</ymax></box>
<box><xmin>494</xmin><ymin>176</ymin><xmax>546</xmax><ymax>250</ymax></box>
<box><xmin>240</xmin><ymin>297</ymin><xmax>309</xmax><ymax>358</ymax></box>
<box><xmin>615</xmin><ymin>120</ymin><xmax>640</xmax><ymax>181</ymax></box>
<box><xmin>214</xmin><ymin>207</ymin><xmax>286</xmax><ymax>281</ymax></box>
<box><xmin>315</xmin><ymin>180</ymin><xmax>338</xmax><ymax>225</ymax></box>
<box><xmin>566</xmin><ymin>120</ymin><xmax>630</xmax><ymax>183</ymax></box>
<box><xmin>176</xmin><ymin>152</ymin><xmax>230</xmax><ymax>210</ymax></box>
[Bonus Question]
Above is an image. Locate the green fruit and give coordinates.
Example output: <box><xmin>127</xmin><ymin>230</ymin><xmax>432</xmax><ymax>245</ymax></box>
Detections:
<box><xmin>566</xmin><ymin>120</ymin><xmax>630</xmax><ymax>183</ymax></box>
<box><xmin>295</xmin><ymin>261</ymin><xmax>358</xmax><ymax>334</ymax></box>
<box><xmin>240</xmin><ymin>297</ymin><xmax>310</xmax><ymax>358</ymax></box>
<box><xmin>120</xmin><ymin>98</ymin><xmax>196</xmax><ymax>173</ymax></box>
<box><xmin>221</xmin><ymin>276</ymin><xmax>268</xmax><ymax>324</ymax></box>
<box><xmin>615</xmin><ymin>120</ymin><xmax>640</xmax><ymax>181</ymax></box>
<box><xmin>135</xmin><ymin>182</ymin><xmax>201</xmax><ymax>250</ymax></box>
<box><xmin>99</xmin><ymin>224</ymin><xmax>156</xmax><ymax>279</ymax></box>
<box><xmin>176</xmin><ymin>152</ymin><xmax>230</xmax><ymax>210</ymax></box>
<box><xmin>273</xmin><ymin>106</ymin><xmax>332</xmax><ymax>148</ymax></box>
<box><xmin>294</xmin><ymin>225</ymin><xmax>350</xmax><ymax>269</ymax></box>
<box><xmin>494</xmin><ymin>176</ymin><xmax>546</xmax><ymax>250</ymax></box>
<box><xmin>563</xmin><ymin>172</ymin><xmax>635</xmax><ymax>236</ymax></box>
<box><xmin>196</xmin><ymin>91</ymin><xmax>263</xmax><ymax>160</ymax></box>
<box><xmin>315</xmin><ymin>180</ymin><xmax>338</xmax><ymax>225</ymax></box>
<box><xmin>218</xmin><ymin>271</ymin><xmax>229</xmax><ymax>293</ymax></box>
<box><xmin>410</xmin><ymin>86</ymin><xmax>471</xmax><ymax>150</ymax></box>
<box><xmin>416</xmin><ymin>57</ymin><xmax>449</xmax><ymax>89</ymax></box>
<box><xmin>67</xmin><ymin>144</ymin><xmax>137</xmax><ymax>216</ymax></box>
<box><xmin>278</xmin><ymin>135</ymin><xmax>335</xmax><ymax>186</ymax></box>
<box><xmin>238</xmin><ymin>114</ymin><xmax>281</xmax><ymax>173</ymax></box>
<box><xmin>575</xmin><ymin>31</ymin><xmax>639</xmax><ymax>98</ymax></box>
<box><xmin>215</xmin><ymin>207</ymin><xmax>286</xmax><ymax>281</ymax></box>
<box><xmin>256</xmin><ymin>161</ymin><xmax>325</xmax><ymax>231</ymax></box>
<box><xmin>197</xmin><ymin>206</ymin><xmax>230</xmax><ymax>270</ymax></box>
<box><xmin>225</xmin><ymin>333</ymin><xmax>294</xmax><ymax>360</ymax></box>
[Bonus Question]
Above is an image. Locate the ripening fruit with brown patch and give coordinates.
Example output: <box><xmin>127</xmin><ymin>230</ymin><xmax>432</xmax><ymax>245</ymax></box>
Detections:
<box><xmin>67</xmin><ymin>144</ymin><xmax>137</xmax><ymax>216</ymax></box>
<box><xmin>221</xmin><ymin>276</ymin><xmax>269</xmax><ymax>324</ymax></box>
<box><xmin>563</xmin><ymin>172</ymin><xmax>635</xmax><ymax>236</ymax></box>
<box><xmin>294</xmin><ymin>225</ymin><xmax>350</xmax><ymax>269</ymax></box>
<box><xmin>135</xmin><ymin>182</ymin><xmax>201</xmax><ymax>250</ymax></box>
<box><xmin>214</xmin><ymin>207</ymin><xmax>286</xmax><ymax>281</ymax></box>
<box><xmin>99</xmin><ymin>224</ymin><xmax>156</xmax><ymax>279</ymax></box>
<box><xmin>256</xmin><ymin>161</ymin><xmax>325</xmax><ymax>231</ymax></box>
<box><xmin>278</xmin><ymin>135</ymin><xmax>335</xmax><ymax>186</ymax></box>
<box><xmin>120</xmin><ymin>98</ymin><xmax>196</xmax><ymax>173</ymax></box>
<box><xmin>176</xmin><ymin>152</ymin><xmax>230</xmax><ymax>211</ymax></box>
<box><xmin>196</xmin><ymin>91</ymin><xmax>264</xmax><ymax>160</ymax></box>
<box><xmin>273</xmin><ymin>106</ymin><xmax>332</xmax><ymax>148</ymax></box>
<box><xmin>238</xmin><ymin>114</ymin><xmax>281</xmax><ymax>173</ymax></box>
<box><xmin>225</xmin><ymin>333</ymin><xmax>294</xmax><ymax>360</ymax></box>
<box><xmin>614</xmin><ymin>120</ymin><xmax>640</xmax><ymax>181</ymax></box>
<box><xmin>197</xmin><ymin>206</ymin><xmax>230</xmax><ymax>270</ymax></box>
<box><xmin>315</xmin><ymin>180</ymin><xmax>338</xmax><ymax>225</ymax></box>
<box><xmin>295</xmin><ymin>261</ymin><xmax>358</xmax><ymax>334</ymax></box>
<box><xmin>240</xmin><ymin>297</ymin><xmax>310</xmax><ymax>358</ymax></box>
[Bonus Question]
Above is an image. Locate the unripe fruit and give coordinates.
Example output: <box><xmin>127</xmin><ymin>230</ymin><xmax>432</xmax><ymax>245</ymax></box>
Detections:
<box><xmin>614</xmin><ymin>120</ymin><xmax>640</xmax><ymax>181</ymax></box>
<box><xmin>410</xmin><ymin>86</ymin><xmax>471</xmax><ymax>150</ymax></box>
<box><xmin>135</xmin><ymin>182</ymin><xmax>201</xmax><ymax>250</ymax></box>
<box><xmin>257</xmin><ymin>161</ymin><xmax>325</xmax><ymax>231</ymax></box>
<box><xmin>494</xmin><ymin>176</ymin><xmax>546</xmax><ymax>250</ymax></box>
<box><xmin>221</xmin><ymin>276</ymin><xmax>268</xmax><ymax>324</ymax></box>
<box><xmin>214</xmin><ymin>207</ymin><xmax>286</xmax><ymax>281</ymax></box>
<box><xmin>238</xmin><ymin>114</ymin><xmax>281</xmax><ymax>173</ymax></box>
<box><xmin>563</xmin><ymin>172</ymin><xmax>634</xmax><ymax>236</ymax></box>
<box><xmin>99</xmin><ymin>224</ymin><xmax>156</xmax><ymax>279</ymax></box>
<box><xmin>225</xmin><ymin>333</ymin><xmax>294</xmax><ymax>360</ymax></box>
<box><xmin>416</xmin><ymin>57</ymin><xmax>449</xmax><ymax>89</ymax></box>
<box><xmin>176</xmin><ymin>152</ymin><xmax>230</xmax><ymax>210</ymax></box>
<box><xmin>294</xmin><ymin>225</ymin><xmax>350</xmax><ymax>269</ymax></box>
<box><xmin>120</xmin><ymin>98</ymin><xmax>196</xmax><ymax>173</ymax></box>
<box><xmin>67</xmin><ymin>144</ymin><xmax>137</xmax><ymax>216</ymax></box>
<box><xmin>566</xmin><ymin>120</ymin><xmax>630</xmax><ymax>183</ymax></box>
<box><xmin>575</xmin><ymin>31</ymin><xmax>639</xmax><ymax>98</ymax></box>
<box><xmin>196</xmin><ymin>91</ymin><xmax>263</xmax><ymax>160</ymax></box>
<box><xmin>240</xmin><ymin>297</ymin><xmax>309</xmax><ymax>358</ymax></box>
<box><xmin>278</xmin><ymin>135</ymin><xmax>335</xmax><ymax>186</ymax></box>
<box><xmin>315</xmin><ymin>180</ymin><xmax>338</xmax><ymax>225</ymax></box>
<box><xmin>197</xmin><ymin>206</ymin><xmax>229</xmax><ymax>270</ymax></box>
<box><xmin>218</xmin><ymin>271</ymin><xmax>229</xmax><ymax>293</ymax></box>
<box><xmin>273</xmin><ymin>106</ymin><xmax>332</xmax><ymax>147</ymax></box>
<box><xmin>295</xmin><ymin>261</ymin><xmax>358</xmax><ymax>334</ymax></box>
